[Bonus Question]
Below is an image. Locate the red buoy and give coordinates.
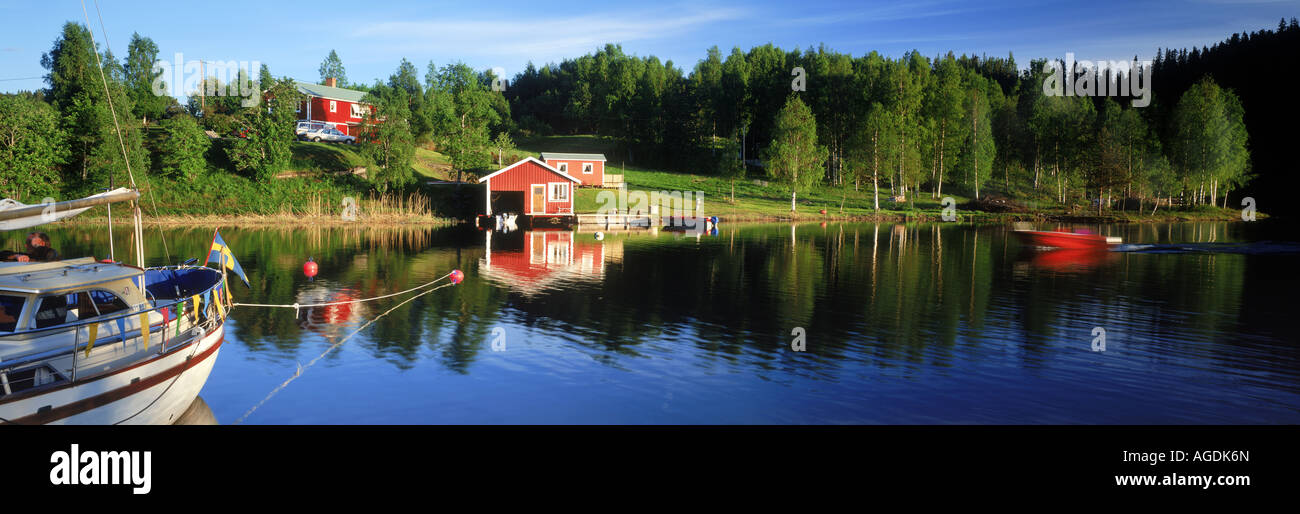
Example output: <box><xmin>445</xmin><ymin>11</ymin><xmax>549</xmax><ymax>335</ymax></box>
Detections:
<box><xmin>303</xmin><ymin>257</ymin><xmax>318</xmax><ymax>279</ymax></box>
<box><xmin>449</xmin><ymin>269</ymin><xmax>464</xmax><ymax>285</ymax></box>
<box><xmin>819</xmin><ymin>209</ymin><xmax>827</xmax><ymax>215</ymax></box>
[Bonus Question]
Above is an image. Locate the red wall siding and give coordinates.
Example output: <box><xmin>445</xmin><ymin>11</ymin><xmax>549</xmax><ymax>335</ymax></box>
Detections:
<box><xmin>486</xmin><ymin>160</ymin><xmax>576</xmax><ymax>215</ymax></box>
<box><xmin>298</xmin><ymin>97</ymin><xmax>366</xmax><ymax>135</ymax></box>
<box><xmin>544</xmin><ymin>159</ymin><xmax>604</xmax><ymax>186</ymax></box>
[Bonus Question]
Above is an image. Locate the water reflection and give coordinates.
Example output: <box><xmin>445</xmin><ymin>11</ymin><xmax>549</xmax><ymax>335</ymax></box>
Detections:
<box><xmin>10</xmin><ymin>220</ymin><xmax>1297</xmax><ymax>423</ymax></box>
<box><xmin>479</xmin><ymin>230</ymin><xmax>614</xmax><ymax>294</ymax></box>
<box><xmin>174</xmin><ymin>396</ymin><xmax>217</xmax><ymax>425</ymax></box>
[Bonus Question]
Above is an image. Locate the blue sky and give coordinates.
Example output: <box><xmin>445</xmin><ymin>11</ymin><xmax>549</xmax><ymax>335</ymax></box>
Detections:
<box><xmin>1</xmin><ymin>0</ymin><xmax>1295</xmax><ymax>93</ymax></box>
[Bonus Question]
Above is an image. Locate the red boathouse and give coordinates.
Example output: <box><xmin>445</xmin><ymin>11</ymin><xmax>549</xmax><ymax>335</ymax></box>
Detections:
<box><xmin>480</xmin><ymin>157</ymin><xmax>581</xmax><ymax>220</ymax></box>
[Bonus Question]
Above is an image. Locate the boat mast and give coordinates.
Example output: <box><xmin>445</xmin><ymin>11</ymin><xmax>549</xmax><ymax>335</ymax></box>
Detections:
<box><xmin>81</xmin><ymin>0</ymin><xmax>146</xmax><ymax>284</ymax></box>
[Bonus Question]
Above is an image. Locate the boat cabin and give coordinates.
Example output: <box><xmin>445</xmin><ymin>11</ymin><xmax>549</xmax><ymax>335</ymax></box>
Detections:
<box><xmin>0</xmin><ymin>258</ymin><xmax>222</xmax><ymax>400</ymax></box>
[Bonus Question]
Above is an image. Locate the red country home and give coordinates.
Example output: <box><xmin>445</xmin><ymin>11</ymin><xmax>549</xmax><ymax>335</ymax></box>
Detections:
<box><xmin>295</xmin><ymin>78</ymin><xmax>370</xmax><ymax>136</ymax></box>
<box><xmin>541</xmin><ymin>153</ymin><xmax>606</xmax><ymax>186</ymax></box>
<box><xmin>479</xmin><ymin>157</ymin><xmax>581</xmax><ymax>218</ymax></box>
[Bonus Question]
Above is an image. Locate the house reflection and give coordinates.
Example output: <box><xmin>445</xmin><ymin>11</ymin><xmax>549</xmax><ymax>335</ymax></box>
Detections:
<box><xmin>478</xmin><ymin>230</ymin><xmax>620</xmax><ymax>294</ymax></box>
<box><xmin>295</xmin><ymin>286</ymin><xmax>367</xmax><ymax>334</ymax></box>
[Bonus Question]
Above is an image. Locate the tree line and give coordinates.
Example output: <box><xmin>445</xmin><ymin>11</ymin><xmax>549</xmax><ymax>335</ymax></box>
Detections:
<box><xmin>3</xmin><ymin>19</ymin><xmax>1294</xmax><ymax>215</ymax></box>
<box><xmin>507</xmin><ymin>21</ymin><xmax>1295</xmax><ymax>212</ymax></box>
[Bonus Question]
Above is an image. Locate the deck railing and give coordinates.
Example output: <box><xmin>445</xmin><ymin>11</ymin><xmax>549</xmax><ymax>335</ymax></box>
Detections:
<box><xmin>0</xmin><ymin>267</ymin><xmax>228</xmax><ymax>395</ymax></box>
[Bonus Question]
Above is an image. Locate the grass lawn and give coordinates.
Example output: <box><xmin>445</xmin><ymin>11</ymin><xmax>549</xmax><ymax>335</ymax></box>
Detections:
<box><xmin>289</xmin><ymin>141</ymin><xmax>367</xmax><ymax>173</ymax></box>
<box><xmin>413</xmin><ymin>146</ymin><xmax>454</xmax><ymax>179</ymax></box>
<box><xmin>575</xmin><ymin>166</ymin><xmax>969</xmax><ymax>221</ymax></box>
<box><xmin>514</xmin><ymin>134</ymin><xmax>620</xmax><ymax>158</ymax></box>
<box><xmin>507</xmin><ymin>134</ymin><xmax>1252</xmax><ymax>222</ymax></box>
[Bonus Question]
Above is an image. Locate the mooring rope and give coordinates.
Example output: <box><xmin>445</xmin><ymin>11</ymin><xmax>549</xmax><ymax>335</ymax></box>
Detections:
<box><xmin>232</xmin><ymin>274</ymin><xmax>458</xmax><ymax>424</ymax></box>
<box><xmin>233</xmin><ymin>272</ymin><xmax>454</xmax><ymax>312</ymax></box>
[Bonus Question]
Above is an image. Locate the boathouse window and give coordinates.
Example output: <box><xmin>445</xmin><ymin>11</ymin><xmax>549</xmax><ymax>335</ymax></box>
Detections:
<box><xmin>549</xmin><ymin>183</ymin><xmax>569</xmax><ymax>202</ymax></box>
<box><xmin>0</xmin><ymin>295</ymin><xmax>25</xmax><ymax>332</ymax></box>
<box><xmin>557</xmin><ymin>163</ymin><xmax>568</xmax><ymax>173</ymax></box>
<box><xmin>582</xmin><ymin>163</ymin><xmax>593</xmax><ymax>174</ymax></box>
<box><xmin>330</xmin><ymin>100</ymin><xmax>337</xmax><ymax>113</ymax></box>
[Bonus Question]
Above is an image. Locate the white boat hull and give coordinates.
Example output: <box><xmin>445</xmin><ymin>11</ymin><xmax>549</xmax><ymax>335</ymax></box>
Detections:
<box><xmin>0</xmin><ymin>325</ymin><xmax>224</xmax><ymax>425</ymax></box>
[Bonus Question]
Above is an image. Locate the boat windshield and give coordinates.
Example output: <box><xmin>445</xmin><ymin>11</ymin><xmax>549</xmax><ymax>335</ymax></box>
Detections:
<box><xmin>0</xmin><ymin>295</ymin><xmax>23</xmax><ymax>332</ymax></box>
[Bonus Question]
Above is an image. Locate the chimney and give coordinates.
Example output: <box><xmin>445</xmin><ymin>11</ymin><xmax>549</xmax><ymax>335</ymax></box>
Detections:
<box><xmin>324</xmin><ymin>77</ymin><xmax>337</xmax><ymax>87</ymax></box>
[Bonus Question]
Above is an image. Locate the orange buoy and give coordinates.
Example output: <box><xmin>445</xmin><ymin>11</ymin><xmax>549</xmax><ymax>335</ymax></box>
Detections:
<box><xmin>449</xmin><ymin>269</ymin><xmax>464</xmax><ymax>285</ymax></box>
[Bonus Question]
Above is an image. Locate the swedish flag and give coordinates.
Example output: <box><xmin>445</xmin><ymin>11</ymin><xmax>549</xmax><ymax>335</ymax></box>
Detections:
<box><xmin>206</xmin><ymin>230</ymin><xmax>251</xmax><ymax>288</ymax></box>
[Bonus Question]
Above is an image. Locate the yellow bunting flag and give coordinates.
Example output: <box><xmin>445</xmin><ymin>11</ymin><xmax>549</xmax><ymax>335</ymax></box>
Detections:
<box><xmin>84</xmin><ymin>324</ymin><xmax>98</xmax><ymax>358</ymax></box>
<box><xmin>140</xmin><ymin>313</ymin><xmax>151</xmax><ymax>350</ymax></box>
<box><xmin>215</xmin><ymin>293</ymin><xmax>225</xmax><ymax>318</ymax></box>
<box><xmin>191</xmin><ymin>295</ymin><xmax>201</xmax><ymax>322</ymax></box>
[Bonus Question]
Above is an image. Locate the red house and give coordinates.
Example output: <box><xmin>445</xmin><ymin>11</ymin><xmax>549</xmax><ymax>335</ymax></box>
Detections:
<box><xmin>541</xmin><ymin>153</ymin><xmax>606</xmax><ymax>186</ymax></box>
<box><xmin>479</xmin><ymin>157</ymin><xmax>580</xmax><ymax>219</ymax></box>
<box><xmin>295</xmin><ymin>78</ymin><xmax>370</xmax><ymax>136</ymax></box>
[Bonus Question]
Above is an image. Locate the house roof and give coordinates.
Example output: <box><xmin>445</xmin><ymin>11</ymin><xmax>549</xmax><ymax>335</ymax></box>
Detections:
<box><xmin>541</xmin><ymin>152</ymin><xmax>606</xmax><ymax>162</ymax></box>
<box><xmin>294</xmin><ymin>81</ymin><xmax>369</xmax><ymax>103</ymax></box>
<box><xmin>479</xmin><ymin>157</ymin><xmax>582</xmax><ymax>184</ymax></box>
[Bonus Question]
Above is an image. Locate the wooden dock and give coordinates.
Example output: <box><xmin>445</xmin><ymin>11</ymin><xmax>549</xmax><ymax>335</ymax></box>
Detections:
<box><xmin>575</xmin><ymin>213</ymin><xmax>710</xmax><ymax>228</ymax></box>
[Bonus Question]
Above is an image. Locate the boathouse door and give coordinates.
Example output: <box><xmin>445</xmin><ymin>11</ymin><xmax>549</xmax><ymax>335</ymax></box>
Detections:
<box><xmin>531</xmin><ymin>185</ymin><xmax>545</xmax><ymax>214</ymax></box>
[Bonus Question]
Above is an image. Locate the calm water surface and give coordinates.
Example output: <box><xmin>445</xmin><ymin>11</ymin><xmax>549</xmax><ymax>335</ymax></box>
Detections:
<box><xmin>16</xmin><ymin>221</ymin><xmax>1299</xmax><ymax>424</ymax></box>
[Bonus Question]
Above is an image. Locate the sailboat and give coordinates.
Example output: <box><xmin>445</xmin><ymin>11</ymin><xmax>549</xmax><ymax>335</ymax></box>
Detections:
<box><xmin>0</xmin><ymin>193</ymin><xmax>230</xmax><ymax>425</ymax></box>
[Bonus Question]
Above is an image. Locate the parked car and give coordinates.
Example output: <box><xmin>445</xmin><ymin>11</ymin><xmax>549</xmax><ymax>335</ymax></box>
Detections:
<box><xmin>302</xmin><ymin>127</ymin><xmax>356</xmax><ymax>144</ymax></box>
<box><xmin>295</xmin><ymin>121</ymin><xmax>331</xmax><ymax>137</ymax></box>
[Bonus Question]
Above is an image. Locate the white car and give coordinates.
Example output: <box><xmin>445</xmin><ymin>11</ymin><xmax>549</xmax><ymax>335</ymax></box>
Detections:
<box><xmin>295</xmin><ymin>121</ymin><xmax>330</xmax><ymax>136</ymax></box>
<box><xmin>302</xmin><ymin>126</ymin><xmax>356</xmax><ymax>144</ymax></box>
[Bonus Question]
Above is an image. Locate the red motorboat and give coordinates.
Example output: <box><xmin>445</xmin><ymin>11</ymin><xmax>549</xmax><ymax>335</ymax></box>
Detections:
<box><xmin>1013</xmin><ymin>228</ymin><xmax>1121</xmax><ymax>250</ymax></box>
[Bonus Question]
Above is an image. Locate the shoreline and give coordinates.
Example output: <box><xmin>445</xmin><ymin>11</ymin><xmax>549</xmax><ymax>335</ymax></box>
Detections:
<box><xmin>61</xmin><ymin>214</ymin><xmax>456</xmax><ymax>227</ymax></box>
<box><xmin>56</xmin><ymin>209</ymin><xmax>1257</xmax><ymax>227</ymax></box>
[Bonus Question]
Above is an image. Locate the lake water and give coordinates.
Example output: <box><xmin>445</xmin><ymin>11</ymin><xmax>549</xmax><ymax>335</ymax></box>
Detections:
<box><xmin>16</xmin><ymin>220</ymin><xmax>1300</xmax><ymax>424</ymax></box>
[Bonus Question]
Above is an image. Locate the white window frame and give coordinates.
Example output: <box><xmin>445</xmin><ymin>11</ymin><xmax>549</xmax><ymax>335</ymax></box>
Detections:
<box><xmin>556</xmin><ymin>162</ymin><xmax>568</xmax><ymax>173</ymax></box>
<box><xmin>582</xmin><ymin>163</ymin><xmax>593</xmax><ymax>174</ymax></box>
<box><xmin>330</xmin><ymin>100</ymin><xmax>337</xmax><ymax>113</ymax></box>
<box><xmin>350</xmin><ymin>103</ymin><xmax>366</xmax><ymax>119</ymax></box>
<box><xmin>548</xmin><ymin>182</ymin><xmax>569</xmax><ymax>202</ymax></box>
